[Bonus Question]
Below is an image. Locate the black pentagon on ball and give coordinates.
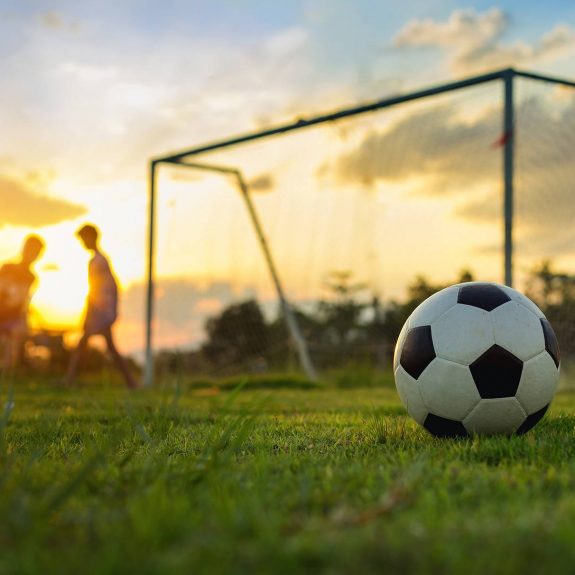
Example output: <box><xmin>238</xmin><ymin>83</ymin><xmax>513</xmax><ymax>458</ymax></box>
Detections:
<box><xmin>469</xmin><ymin>344</ymin><xmax>523</xmax><ymax>399</ymax></box>
<box><xmin>423</xmin><ymin>413</ymin><xmax>469</xmax><ymax>438</ymax></box>
<box><xmin>457</xmin><ymin>283</ymin><xmax>511</xmax><ymax>311</ymax></box>
<box><xmin>516</xmin><ymin>404</ymin><xmax>549</xmax><ymax>435</ymax></box>
<box><xmin>400</xmin><ymin>325</ymin><xmax>436</xmax><ymax>379</ymax></box>
<box><xmin>540</xmin><ymin>319</ymin><xmax>560</xmax><ymax>368</ymax></box>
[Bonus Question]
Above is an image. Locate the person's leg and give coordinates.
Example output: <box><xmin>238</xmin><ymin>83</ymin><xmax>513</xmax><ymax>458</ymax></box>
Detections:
<box><xmin>7</xmin><ymin>332</ymin><xmax>22</xmax><ymax>369</ymax></box>
<box><xmin>0</xmin><ymin>329</ymin><xmax>22</xmax><ymax>373</ymax></box>
<box><xmin>64</xmin><ymin>333</ymin><xmax>90</xmax><ymax>386</ymax></box>
<box><xmin>8</xmin><ymin>323</ymin><xmax>26</xmax><ymax>370</ymax></box>
<box><xmin>0</xmin><ymin>332</ymin><xmax>11</xmax><ymax>372</ymax></box>
<box><xmin>103</xmin><ymin>328</ymin><xmax>138</xmax><ymax>389</ymax></box>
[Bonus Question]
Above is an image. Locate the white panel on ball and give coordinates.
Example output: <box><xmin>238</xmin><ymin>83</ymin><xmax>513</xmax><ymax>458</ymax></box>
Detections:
<box><xmin>432</xmin><ymin>305</ymin><xmax>494</xmax><ymax>365</ymax></box>
<box><xmin>394</xmin><ymin>365</ymin><xmax>428</xmax><ymax>425</ymax></box>
<box><xmin>499</xmin><ymin>285</ymin><xmax>545</xmax><ymax>319</ymax></box>
<box><xmin>409</xmin><ymin>286</ymin><xmax>459</xmax><ymax>328</ymax></box>
<box><xmin>490</xmin><ymin>301</ymin><xmax>546</xmax><ymax>361</ymax></box>
<box><xmin>419</xmin><ymin>358</ymin><xmax>481</xmax><ymax>420</ymax></box>
<box><xmin>516</xmin><ymin>351</ymin><xmax>560</xmax><ymax>414</ymax></box>
<box><xmin>463</xmin><ymin>398</ymin><xmax>527</xmax><ymax>435</ymax></box>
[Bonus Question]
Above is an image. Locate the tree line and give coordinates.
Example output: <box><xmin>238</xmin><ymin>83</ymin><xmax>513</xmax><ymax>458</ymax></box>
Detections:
<box><xmin>155</xmin><ymin>262</ymin><xmax>575</xmax><ymax>376</ymax></box>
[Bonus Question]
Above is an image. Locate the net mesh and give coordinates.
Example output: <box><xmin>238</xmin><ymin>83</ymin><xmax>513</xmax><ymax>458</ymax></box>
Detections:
<box><xmin>514</xmin><ymin>78</ymin><xmax>575</xmax><ymax>368</ymax></box>
<box><xmin>151</xmin><ymin>76</ymin><xmax>575</xmax><ymax>378</ymax></box>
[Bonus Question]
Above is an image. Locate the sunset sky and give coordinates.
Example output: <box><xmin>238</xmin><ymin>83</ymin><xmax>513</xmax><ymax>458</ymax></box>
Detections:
<box><xmin>1</xmin><ymin>0</ymin><xmax>575</xmax><ymax>353</ymax></box>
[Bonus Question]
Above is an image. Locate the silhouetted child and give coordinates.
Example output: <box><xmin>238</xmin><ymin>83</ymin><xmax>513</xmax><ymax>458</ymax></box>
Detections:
<box><xmin>0</xmin><ymin>235</ymin><xmax>45</xmax><ymax>368</ymax></box>
<box><xmin>64</xmin><ymin>224</ymin><xmax>137</xmax><ymax>388</ymax></box>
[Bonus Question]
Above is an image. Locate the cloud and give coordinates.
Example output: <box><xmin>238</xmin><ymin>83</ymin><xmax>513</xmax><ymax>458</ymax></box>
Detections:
<box><xmin>39</xmin><ymin>11</ymin><xmax>79</xmax><ymax>33</ymax></box>
<box><xmin>331</xmin><ymin>103</ymin><xmax>500</xmax><ymax>192</ymax></box>
<box><xmin>247</xmin><ymin>173</ymin><xmax>275</xmax><ymax>193</ymax></box>
<box><xmin>395</xmin><ymin>8</ymin><xmax>507</xmax><ymax>53</ymax></box>
<box><xmin>394</xmin><ymin>9</ymin><xmax>575</xmax><ymax>74</ymax></box>
<box><xmin>39</xmin><ymin>12</ymin><xmax>64</xmax><ymax>30</ymax></box>
<box><xmin>0</xmin><ymin>173</ymin><xmax>86</xmax><ymax>227</ymax></box>
<box><xmin>55</xmin><ymin>61</ymin><xmax>118</xmax><ymax>83</ymax></box>
<box><xmin>328</xmin><ymin>92</ymin><xmax>575</xmax><ymax>255</ymax></box>
<box><xmin>0</xmin><ymin>19</ymin><xmax>323</xmax><ymax>186</ymax></box>
<box><xmin>458</xmin><ymin>97</ymin><xmax>575</xmax><ymax>254</ymax></box>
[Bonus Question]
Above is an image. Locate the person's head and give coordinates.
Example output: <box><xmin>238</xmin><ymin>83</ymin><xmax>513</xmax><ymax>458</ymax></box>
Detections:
<box><xmin>76</xmin><ymin>224</ymin><xmax>99</xmax><ymax>251</ymax></box>
<box><xmin>21</xmin><ymin>235</ymin><xmax>45</xmax><ymax>265</ymax></box>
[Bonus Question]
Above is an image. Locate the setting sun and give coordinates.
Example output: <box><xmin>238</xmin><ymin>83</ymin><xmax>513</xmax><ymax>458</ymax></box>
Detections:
<box><xmin>29</xmin><ymin>232</ymin><xmax>90</xmax><ymax>331</ymax></box>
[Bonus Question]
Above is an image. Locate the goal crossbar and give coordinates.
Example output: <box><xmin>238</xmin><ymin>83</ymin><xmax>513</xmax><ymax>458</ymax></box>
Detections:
<box><xmin>153</xmin><ymin>68</ymin><xmax>575</xmax><ymax>165</ymax></box>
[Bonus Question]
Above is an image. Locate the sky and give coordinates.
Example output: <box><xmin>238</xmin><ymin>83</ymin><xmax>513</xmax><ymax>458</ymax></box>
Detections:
<box><xmin>1</xmin><ymin>0</ymin><xmax>574</xmax><ymax>353</ymax></box>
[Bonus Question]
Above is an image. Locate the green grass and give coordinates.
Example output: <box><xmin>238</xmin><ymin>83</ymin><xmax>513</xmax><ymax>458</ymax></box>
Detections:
<box><xmin>2</xmin><ymin>375</ymin><xmax>575</xmax><ymax>574</ymax></box>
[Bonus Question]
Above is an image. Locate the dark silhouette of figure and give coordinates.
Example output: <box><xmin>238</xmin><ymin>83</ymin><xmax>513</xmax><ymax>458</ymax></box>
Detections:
<box><xmin>64</xmin><ymin>224</ymin><xmax>137</xmax><ymax>389</ymax></box>
<box><xmin>0</xmin><ymin>235</ymin><xmax>45</xmax><ymax>368</ymax></box>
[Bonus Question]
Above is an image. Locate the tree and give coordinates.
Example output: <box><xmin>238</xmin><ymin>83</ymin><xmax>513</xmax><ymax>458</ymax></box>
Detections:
<box><xmin>317</xmin><ymin>271</ymin><xmax>368</xmax><ymax>346</ymax></box>
<box><xmin>525</xmin><ymin>261</ymin><xmax>575</xmax><ymax>356</ymax></box>
<box><xmin>202</xmin><ymin>299</ymin><xmax>270</xmax><ymax>369</ymax></box>
<box><xmin>525</xmin><ymin>260</ymin><xmax>575</xmax><ymax>308</ymax></box>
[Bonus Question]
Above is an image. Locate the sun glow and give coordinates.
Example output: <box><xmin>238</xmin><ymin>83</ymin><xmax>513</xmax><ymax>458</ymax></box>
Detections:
<box><xmin>28</xmin><ymin>232</ymin><xmax>90</xmax><ymax>331</ymax></box>
<box><xmin>31</xmin><ymin>269</ymin><xmax>87</xmax><ymax>329</ymax></box>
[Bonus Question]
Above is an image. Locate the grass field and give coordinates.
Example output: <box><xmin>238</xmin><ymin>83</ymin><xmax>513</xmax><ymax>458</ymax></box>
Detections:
<box><xmin>3</xmin><ymin>373</ymin><xmax>575</xmax><ymax>574</ymax></box>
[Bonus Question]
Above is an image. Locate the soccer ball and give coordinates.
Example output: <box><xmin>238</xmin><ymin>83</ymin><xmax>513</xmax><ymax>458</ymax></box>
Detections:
<box><xmin>394</xmin><ymin>282</ymin><xmax>560</xmax><ymax>437</ymax></box>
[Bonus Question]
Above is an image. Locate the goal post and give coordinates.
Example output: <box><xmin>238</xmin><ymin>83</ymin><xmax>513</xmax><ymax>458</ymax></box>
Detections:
<box><xmin>144</xmin><ymin>67</ymin><xmax>575</xmax><ymax>387</ymax></box>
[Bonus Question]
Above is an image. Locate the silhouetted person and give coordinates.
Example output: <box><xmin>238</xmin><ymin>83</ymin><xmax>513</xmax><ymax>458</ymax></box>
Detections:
<box><xmin>64</xmin><ymin>224</ymin><xmax>137</xmax><ymax>389</ymax></box>
<box><xmin>0</xmin><ymin>235</ymin><xmax>45</xmax><ymax>368</ymax></box>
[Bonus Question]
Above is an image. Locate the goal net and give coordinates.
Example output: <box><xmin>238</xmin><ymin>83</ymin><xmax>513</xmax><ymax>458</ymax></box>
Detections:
<box><xmin>514</xmin><ymin>77</ymin><xmax>575</xmax><ymax>365</ymax></box>
<box><xmin>149</xmin><ymin>71</ymin><xmax>575</xmax><ymax>381</ymax></box>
